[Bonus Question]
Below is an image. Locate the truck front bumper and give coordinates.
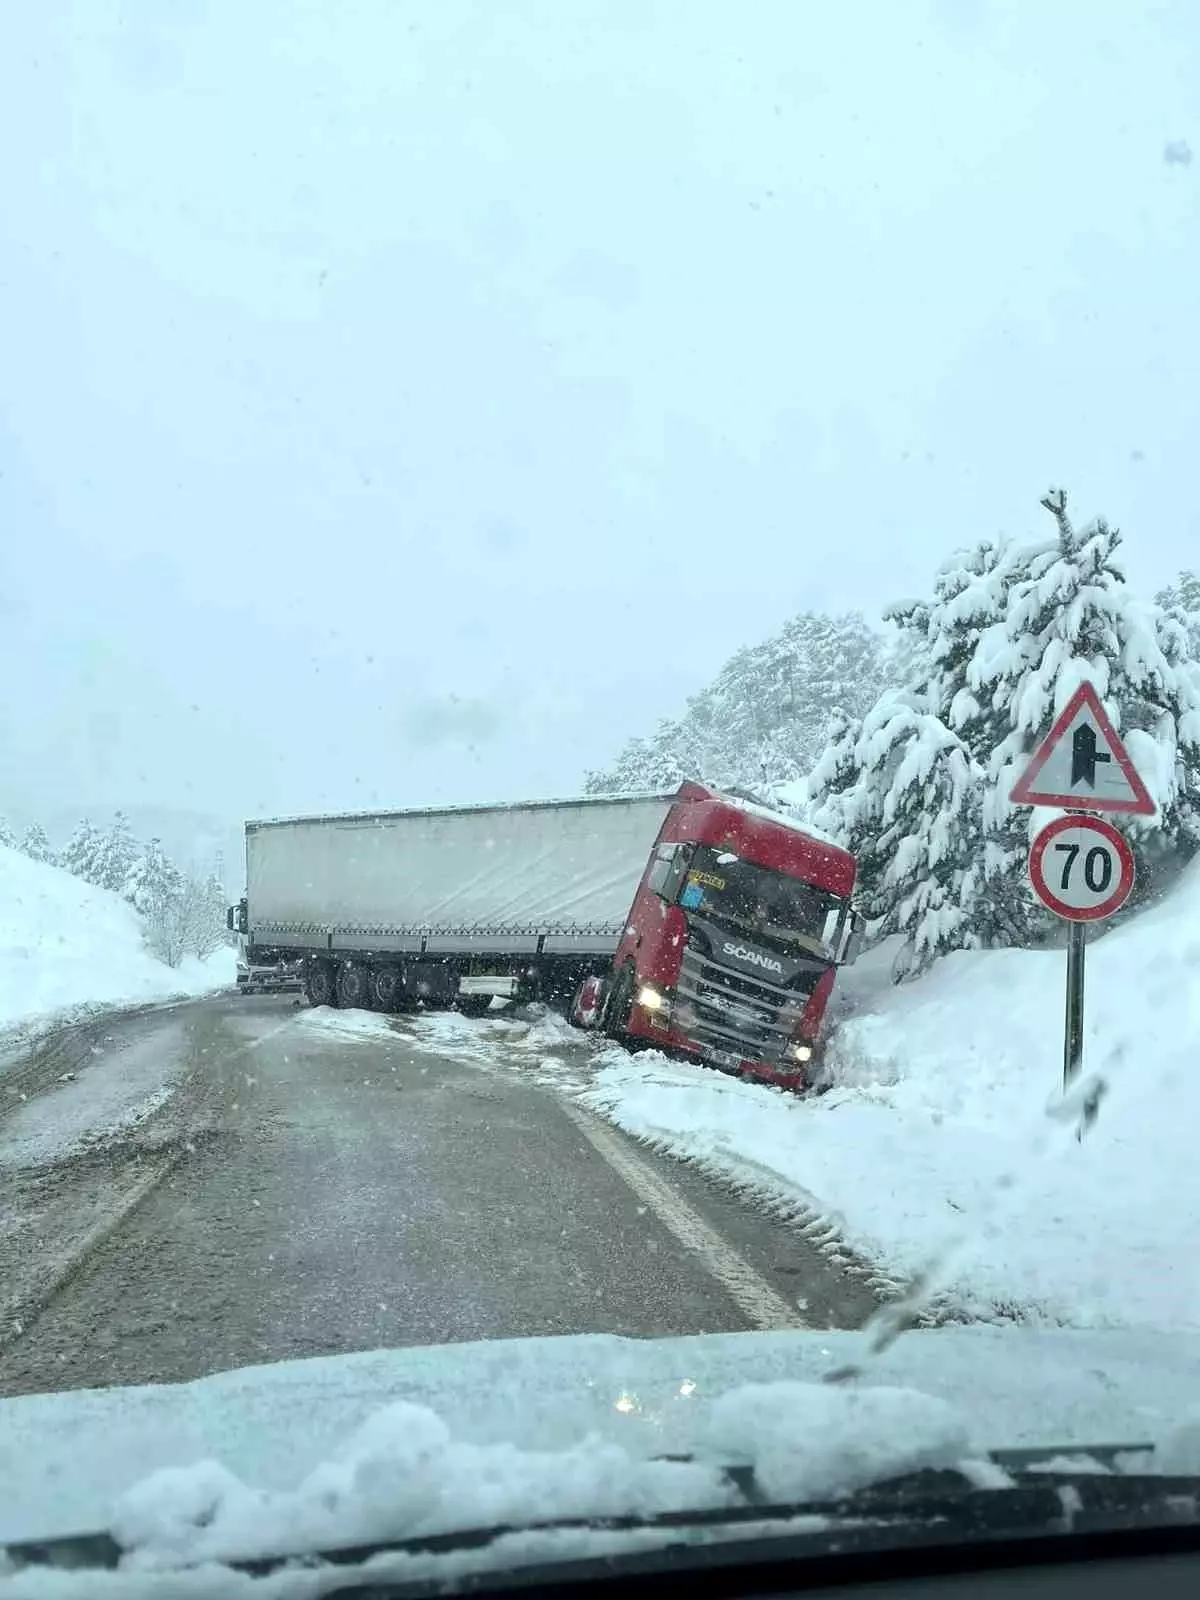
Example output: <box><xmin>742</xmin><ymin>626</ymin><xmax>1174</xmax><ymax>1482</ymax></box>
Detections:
<box><xmin>625</xmin><ymin>1003</ymin><xmax>811</xmax><ymax>1092</ymax></box>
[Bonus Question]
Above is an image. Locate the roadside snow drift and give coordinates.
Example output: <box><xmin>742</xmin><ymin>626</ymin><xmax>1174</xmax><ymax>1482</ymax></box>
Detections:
<box><xmin>583</xmin><ymin>861</ymin><xmax>1200</xmax><ymax>1330</ymax></box>
<box><xmin>0</xmin><ymin>843</ymin><xmax>233</xmax><ymax>1038</ymax></box>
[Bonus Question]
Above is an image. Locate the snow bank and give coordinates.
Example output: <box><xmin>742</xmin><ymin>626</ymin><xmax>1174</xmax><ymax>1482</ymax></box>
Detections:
<box><xmin>0</xmin><ymin>844</ymin><xmax>233</xmax><ymax>1040</ymax></box>
<box><xmin>110</xmin><ymin>1383</ymin><xmax>969</xmax><ymax>1572</ymax></box>
<box><xmin>584</xmin><ymin>862</ymin><xmax>1200</xmax><ymax>1330</ymax></box>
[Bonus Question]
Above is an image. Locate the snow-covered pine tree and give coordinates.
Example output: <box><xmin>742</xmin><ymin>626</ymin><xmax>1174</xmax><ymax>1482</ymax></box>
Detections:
<box><xmin>0</xmin><ymin>815</ymin><xmax>15</xmax><ymax>850</ymax></box>
<box><xmin>967</xmin><ymin>489</ymin><xmax>1200</xmax><ymax>919</ymax></box>
<box><xmin>804</xmin><ymin>710</ymin><xmax>884</xmax><ymax>901</ymax></box>
<box><xmin>91</xmin><ymin>811</ymin><xmax>138</xmax><ymax>894</ymax></box>
<box><xmin>124</xmin><ymin>838</ymin><xmax>188</xmax><ymax>965</ymax></box>
<box><xmin>1156</xmin><ymin>570</ymin><xmax>1200</xmax><ymax>660</ymax></box>
<box><xmin>60</xmin><ymin>819</ymin><xmax>108</xmax><ymax>885</ymax></box>
<box><xmin>895</xmin><ymin>539</ymin><xmax>1042</xmax><ymax>945</ymax></box>
<box><xmin>808</xmin><ymin>689</ymin><xmax>984</xmax><ymax>978</ymax></box>
<box><xmin>584</xmin><ymin>717</ymin><xmax>709</xmax><ymax>794</ymax></box>
<box><xmin>586</xmin><ymin>610</ymin><xmax>889</xmax><ymax>796</ymax></box>
<box><xmin>806</xmin><ymin>488</ymin><xmax>1200</xmax><ymax>975</ymax></box>
<box><xmin>123</xmin><ymin>837</ymin><xmax>184</xmax><ymax>915</ymax></box>
<box><xmin>18</xmin><ymin>823</ymin><xmax>55</xmax><ymax>863</ymax></box>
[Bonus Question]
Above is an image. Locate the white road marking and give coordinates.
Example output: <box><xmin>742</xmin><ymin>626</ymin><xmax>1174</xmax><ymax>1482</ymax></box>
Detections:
<box><xmin>560</xmin><ymin>1101</ymin><xmax>807</xmax><ymax>1332</ymax></box>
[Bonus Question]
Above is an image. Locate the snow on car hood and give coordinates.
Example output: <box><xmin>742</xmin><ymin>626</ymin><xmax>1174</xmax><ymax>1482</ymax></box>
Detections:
<box><xmin>2</xmin><ymin>1324</ymin><xmax>1196</xmax><ymax>1553</ymax></box>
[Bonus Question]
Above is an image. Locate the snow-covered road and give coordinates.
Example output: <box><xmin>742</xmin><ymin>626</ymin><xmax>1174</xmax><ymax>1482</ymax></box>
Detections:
<box><xmin>0</xmin><ymin>995</ymin><xmax>877</xmax><ymax>1397</ymax></box>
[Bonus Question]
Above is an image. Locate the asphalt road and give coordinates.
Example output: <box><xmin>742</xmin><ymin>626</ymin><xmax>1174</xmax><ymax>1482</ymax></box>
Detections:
<box><xmin>0</xmin><ymin>994</ymin><xmax>877</xmax><ymax>1398</ymax></box>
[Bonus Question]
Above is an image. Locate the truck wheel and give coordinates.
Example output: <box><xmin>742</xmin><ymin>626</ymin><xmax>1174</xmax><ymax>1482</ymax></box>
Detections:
<box><xmin>602</xmin><ymin>965</ymin><xmax>636</xmax><ymax>1039</ymax></box>
<box><xmin>369</xmin><ymin>967</ymin><xmax>401</xmax><ymax>1012</ymax></box>
<box><xmin>305</xmin><ymin>962</ymin><xmax>335</xmax><ymax>1007</ymax></box>
<box><xmin>335</xmin><ymin>962</ymin><xmax>370</xmax><ymax>1010</ymax></box>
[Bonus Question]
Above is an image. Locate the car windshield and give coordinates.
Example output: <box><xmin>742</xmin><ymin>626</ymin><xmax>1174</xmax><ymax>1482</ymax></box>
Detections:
<box><xmin>4</xmin><ymin>2</ymin><xmax>1200</xmax><ymax>1589</ymax></box>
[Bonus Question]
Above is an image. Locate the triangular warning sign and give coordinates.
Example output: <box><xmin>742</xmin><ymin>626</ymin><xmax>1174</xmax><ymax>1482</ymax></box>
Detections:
<box><xmin>1009</xmin><ymin>682</ymin><xmax>1155</xmax><ymax>815</ymax></box>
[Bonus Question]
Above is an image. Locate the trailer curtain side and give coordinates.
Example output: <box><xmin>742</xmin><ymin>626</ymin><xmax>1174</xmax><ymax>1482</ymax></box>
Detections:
<box><xmin>246</xmin><ymin>794</ymin><xmax>675</xmax><ymax>952</ymax></box>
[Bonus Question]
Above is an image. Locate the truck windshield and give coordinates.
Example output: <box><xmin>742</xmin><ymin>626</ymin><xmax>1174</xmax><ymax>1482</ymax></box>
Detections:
<box><xmin>677</xmin><ymin>846</ymin><xmax>844</xmax><ymax>960</ymax></box>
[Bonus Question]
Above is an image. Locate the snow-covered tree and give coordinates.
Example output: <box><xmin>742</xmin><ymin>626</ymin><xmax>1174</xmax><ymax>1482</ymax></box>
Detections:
<box><xmin>90</xmin><ymin>811</ymin><xmax>138</xmax><ymax>894</ymax></box>
<box><xmin>586</xmin><ymin>722</ymin><xmax>709</xmax><ymax>794</ymax></box>
<box><xmin>0</xmin><ymin>815</ymin><xmax>15</xmax><ymax>850</ymax></box>
<box><xmin>179</xmin><ymin>872</ymin><xmax>229</xmax><ymax>960</ymax></box>
<box><xmin>1156</xmin><ymin>569</ymin><xmax>1200</xmax><ymax>659</ymax></box>
<box><xmin>123</xmin><ymin>840</ymin><xmax>186</xmax><ymax>966</ymax></box>
<box><xmin>969</xmin><ymin>490</ymin><xmax>1200</xmax><ymax>924</ymax></box>
<box><xmin>123</xmin><ymin>837</ymin><xmax>183</xmax><ymax>915</ymax></box>
<box><xmin>18</xmin><ymin>823</ymin><xmax>54</xmax><ymax>864</ymax></box>
<box><xmin>586</xmin><ymin>610</ymin><xmax>890</xmax><ymax>796</ymax></box>
<box><xmin>60</xmin><ymin>819</ymin><xmax>108</xmax><ymax>885</ymax></box>
<box><xmin>807</xmin><ymin>488</ymin><xmax>1200</xmax><ymax>974</ymax></box>
<box><xmin>809</xmin><ymin>693</ymin><xmax>985</xmax><ymax>979</ymax></box>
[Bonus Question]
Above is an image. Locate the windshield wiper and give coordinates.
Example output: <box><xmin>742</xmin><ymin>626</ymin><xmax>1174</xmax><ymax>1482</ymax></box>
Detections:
<box><xmin>8</xmin><ymin>1444</ymin><xmax>1200</xmax><ymax>1584</ymax></box>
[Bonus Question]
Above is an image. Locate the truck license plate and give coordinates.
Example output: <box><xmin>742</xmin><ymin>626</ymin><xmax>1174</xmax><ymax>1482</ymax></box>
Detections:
<box><xmin>708</xmin><ymin>1048</ymin><xmax>741</xmax><ymax>1070</ymax></box>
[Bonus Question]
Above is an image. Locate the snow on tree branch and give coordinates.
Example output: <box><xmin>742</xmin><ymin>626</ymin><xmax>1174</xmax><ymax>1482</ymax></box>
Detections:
<box><xmin>807</xmin><ymin>489</ymin><xmax>1200</xmax><ymax>977</ymax></box>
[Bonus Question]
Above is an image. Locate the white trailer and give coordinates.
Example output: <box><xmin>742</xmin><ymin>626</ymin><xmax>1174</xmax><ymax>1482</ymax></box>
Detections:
<box><xmin>231</xmin><ymin>793</ymin><xmax>677</xmax><ymax>1012</ymax></box>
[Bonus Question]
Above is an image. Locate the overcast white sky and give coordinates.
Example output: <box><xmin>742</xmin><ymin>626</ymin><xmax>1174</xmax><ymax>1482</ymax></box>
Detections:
<box><xmin>2</xmin><ymin>0</ymin><xmax>1198</xmax><ymax>829</ymax></box>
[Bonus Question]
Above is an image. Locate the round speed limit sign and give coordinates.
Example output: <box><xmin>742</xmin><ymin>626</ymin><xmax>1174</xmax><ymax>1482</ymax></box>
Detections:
<box><xmin>1028</xmin><ymin>814</ymin><xmax>1135</xmax><ymax>922</ymax></box>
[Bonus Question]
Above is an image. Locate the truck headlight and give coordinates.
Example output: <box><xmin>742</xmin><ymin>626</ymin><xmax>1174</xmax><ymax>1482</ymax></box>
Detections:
<box><xmin>789</xmin><ymin>1041</ymin><xmax>813</xmax><ymax>1063</ymax></box>
<box><xmin>637</xmin><ymin>984</ymin><xmax>672</xmax><ymax>1026</ymax></box>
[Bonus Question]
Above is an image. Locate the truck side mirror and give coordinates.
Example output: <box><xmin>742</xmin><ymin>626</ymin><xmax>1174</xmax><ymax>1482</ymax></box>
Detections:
<box><xmin>662</xmin><ymin>844</ymin><xmax>692</xmax><ymax>903</ymax></box>
<box><xmin>226</xmin><ymin>906</ymin><xmax>235</xmax><ymax>932</ymax></box>
<box><xmin>839</xmin><ymin>908</ymin><xmax>865</xmax><ymax>966</ymax></box>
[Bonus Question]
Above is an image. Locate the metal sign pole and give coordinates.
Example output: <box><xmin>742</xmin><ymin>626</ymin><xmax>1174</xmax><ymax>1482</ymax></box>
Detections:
<box><xmin>1063</xmin><ymin>920</ymin><xmax>1086</xmax><ymax>1090</ymax></box>
<box><xmin>1013</xmin><ymin>684</ymin><xmax>1148</xmax><ymax>1119</ymax></box>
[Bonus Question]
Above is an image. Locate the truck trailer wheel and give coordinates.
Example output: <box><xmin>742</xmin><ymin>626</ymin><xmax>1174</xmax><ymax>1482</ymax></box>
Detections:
<box><xmin>305</xmin><ymin>961</ymin><xmax>335</xmax><ymax>1007</ymax></box>
<box><xmin>335</xmin><ymin>962</ymin><xmax>370</xmax><ymax>1010</ymax></box>
<box><xmin>369</xmin><ymin>966</ymin><xmax>401</xmax><ymax>1011</ymax></box>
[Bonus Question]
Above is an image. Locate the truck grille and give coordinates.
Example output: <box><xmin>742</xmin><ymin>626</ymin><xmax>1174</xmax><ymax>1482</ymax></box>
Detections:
<box><xmin>675</xmin><ymin>946</ymin><xmax>812</xmax><ymax>1063</ymax></box>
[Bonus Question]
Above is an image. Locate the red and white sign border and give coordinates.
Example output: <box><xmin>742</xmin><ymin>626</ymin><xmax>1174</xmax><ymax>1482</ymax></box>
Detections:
<box><xmin>1009</xmin><ymin>681</ymin><xmax>1155</xmax><ymax>815</ymax></box>
<box><xmin>1028</xmin><ymin>814</ymin><xmax>1135</xmax><ymax>923</ymax></box>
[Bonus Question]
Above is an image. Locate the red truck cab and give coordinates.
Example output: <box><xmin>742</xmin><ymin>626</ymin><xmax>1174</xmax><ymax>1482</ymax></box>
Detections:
<box><xmin>577</xmin><ymin>782</ymin><xmax>858</xmax><ymax>1090</ymax></box>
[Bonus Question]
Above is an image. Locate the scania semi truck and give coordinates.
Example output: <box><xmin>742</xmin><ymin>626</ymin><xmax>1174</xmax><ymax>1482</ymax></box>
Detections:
<box><xmin>228</xmin><ymin>782</ymin><xmax>860</xmax><ymax>1089</ymax></box>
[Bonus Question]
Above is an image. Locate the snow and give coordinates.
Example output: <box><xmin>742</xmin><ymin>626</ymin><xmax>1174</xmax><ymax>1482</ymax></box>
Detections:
<box><xmin>1</xmin><ymin>1064</ymin><xmax>177</xmax><ymax>1169</ymax></box>
<box><xmin>7</xmin><ymin>1321</ymin><xmax>1200</xmax><ymax>1553</ymax></box>
<box><xmin>109</xmin><ymin>1398</ymin><xmax>737</xmax><ymax>1569</ymax></box>
<box><xmin>98</xmin><ymin>1382</ymin><xmax>973</xmax><ymax>1577</ymax></box>
<box><xmin>0</xmin><ymin>845</ymin><xmax>234</xmax><ymax>1043</ymax></box>
<box><xmin>398</xmin><ymin>1006</ymin><xmax>589</xmax><ymax>1088</ymax></box>
<box><xmin>731</xmin><ymin>792</ymin><xmax>846</xmax><ymax>850</ymax></box>
<box><xmin>297</xmin><ymin>1006</ymin><xmax>398</xmax><ymax>1043</ymax></box>
<box><xmin>582</xmin><ymin>860</ymin><xmax>1200</xmax><ymax>1329</ymax></box>
<box><xmin>10</xmin><ymin>1328</ymin><xmax>1200</xmax><ymax>1595</ymax></box>
<box><xmin>703</xmin><ymin>1383</ymin><xmax>968</xmax><ymax>1502</ymax></box>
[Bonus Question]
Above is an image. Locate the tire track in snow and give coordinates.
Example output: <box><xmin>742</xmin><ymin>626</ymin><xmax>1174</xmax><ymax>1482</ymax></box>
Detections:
<box><xmin>0</xmin><ymin>1014</ymin><xmax>300</xmax><ymax>1350</ymax></box>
